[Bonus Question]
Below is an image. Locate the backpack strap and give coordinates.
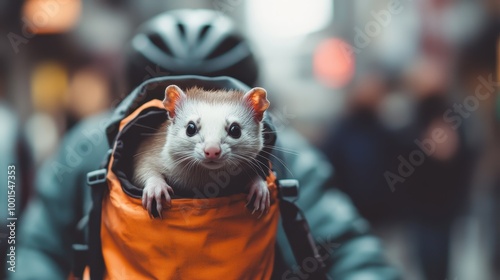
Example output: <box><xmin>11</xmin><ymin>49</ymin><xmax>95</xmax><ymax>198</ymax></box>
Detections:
<box><xmin>72</xmin><ymin>149</ymin><xmax>112</xmax><ymax>280</ymax></box>
<box><xmin>71</xmin><ymin>216</ymin><xmax>88</xmax><ymax>280</ymax></box>
<box><xmin>278</xmin><ymin>179</ymin><xmax>330</xmax><ymax>280</ymax></box>
<box><xmin>87</xmin><ymin>167</ymin><xmax>108</xmax><ymax>280</ymax></box>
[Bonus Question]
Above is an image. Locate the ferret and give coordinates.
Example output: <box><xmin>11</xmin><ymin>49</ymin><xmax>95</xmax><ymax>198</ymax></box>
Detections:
<box><xmin>132</xmin><ymin>85</ymin><xmax>271</xmax><ymax>219</ymax></box>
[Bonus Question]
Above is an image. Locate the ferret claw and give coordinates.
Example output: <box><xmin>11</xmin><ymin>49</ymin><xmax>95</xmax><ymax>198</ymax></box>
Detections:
<box><xmin>142</xmin><ymin>182</ymin><xmax>174</xmax><ymax>219</ymax></box>
<box><xmin>247</xmin><ymin>179</ymin><xmax>270</xmax><ymax>217</ymax></box>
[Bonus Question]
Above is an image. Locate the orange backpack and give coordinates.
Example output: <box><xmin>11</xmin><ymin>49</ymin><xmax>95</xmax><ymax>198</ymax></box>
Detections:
<box><xmin>76</xmin><ymin>76</ymin><xmax>328</xmax><ymax>280</ymax></box>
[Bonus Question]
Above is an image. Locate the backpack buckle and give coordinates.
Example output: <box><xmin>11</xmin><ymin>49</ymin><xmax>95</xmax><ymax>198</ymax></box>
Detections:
<box><xmin>278</xmin><ymin>179</ymin><xmax>299</xmax><ymax>202</ymax></box>
<box><xmin>72</xmin><ymin>243</ymin><xmax>88</xmax><ymax>278</ymax></box>
<box><xmin>87</xmin><ymin>169</ymin><xmax>107</xmax><ymax>187</ymax></box>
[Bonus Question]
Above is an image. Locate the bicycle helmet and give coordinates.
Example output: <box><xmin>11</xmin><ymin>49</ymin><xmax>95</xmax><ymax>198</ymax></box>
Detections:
<box><xmin>125</xmin><ymin>9</ymin><xmax>259</xmax><ymax>91</ymax></box>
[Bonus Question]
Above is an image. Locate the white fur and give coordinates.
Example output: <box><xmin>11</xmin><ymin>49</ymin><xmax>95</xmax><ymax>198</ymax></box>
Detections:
<box><xmin>133</xmin><ymin>92</ymin><xmax>265</xmax><ymax>191</ymax></box>
<box><xmin>161</xmin><ymin>98</ymin><xmax>264</xmax><ymax>189</ymax></box>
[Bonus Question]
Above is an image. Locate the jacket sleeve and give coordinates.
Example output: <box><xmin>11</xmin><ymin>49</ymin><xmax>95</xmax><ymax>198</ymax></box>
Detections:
<box><xmin>273</xmin><ymin>127</ymin><xmax>401</xmax><ymax>280</ymax></box>
<box><xmin>9</xmin><ymin>113</ymin><xmax>111</xmax><ymax>280</ymax></box>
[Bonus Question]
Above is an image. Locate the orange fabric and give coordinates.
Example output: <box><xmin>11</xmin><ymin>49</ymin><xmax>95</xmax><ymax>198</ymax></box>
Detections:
<box><xmin>69</xmin><ymin>266</ymin><xmax>90</xmax><ymax>280</ymax></box>
<box><xmin>100</xmin><ymin>100</ymin><xmax>280</xmax><ymax>280</ymax></box>
<box><xmin>118</xmin><ymin>99</ymin><xmax>164</xmax><ymax>131</ymax></box>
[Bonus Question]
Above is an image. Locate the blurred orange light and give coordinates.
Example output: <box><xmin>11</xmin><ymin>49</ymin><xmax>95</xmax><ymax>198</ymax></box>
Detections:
<box><xmin>313</xmin><ymin>38</ymin><xmax>355</xmax><ymax>88</ymax></box>
<box><xmin>22</xmin><ymin>0</ymin><xmax>81</xmax><ymax>34</ymax></box>
<box><xmin>31</xmin><ymin>61</ymin><xmax>69</xmax><ymax>112</ymax></box>
<box><xmin>66</xmin><ymin>68</ymin><xmax>111</xmax><ymax>119</ymax></box>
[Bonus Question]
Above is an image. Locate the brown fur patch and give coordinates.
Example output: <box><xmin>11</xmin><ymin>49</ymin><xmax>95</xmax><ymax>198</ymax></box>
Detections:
<box><xmin>185</xmin><ymin>87</ymin><xmax>246</xmax><ymax>104</ymax></box>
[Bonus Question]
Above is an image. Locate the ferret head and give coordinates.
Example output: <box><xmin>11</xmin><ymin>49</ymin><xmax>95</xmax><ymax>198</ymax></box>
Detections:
<box><xmin>163</xmin><ymin>85</ymin><xmax>270</xmax><ymax>171</ymax></box>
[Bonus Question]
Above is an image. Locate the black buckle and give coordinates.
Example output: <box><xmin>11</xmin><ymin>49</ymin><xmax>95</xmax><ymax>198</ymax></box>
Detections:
<box><xmin>278</xmin><ymin>179</ymin><xmax>299</xmax><ymax>202</ymax></box>
<box><xmin>87</xmin><ymin>169</ymin><xmax>107</xmax><ymax>187</ymax></box>
<box><xmin>72</xmin><ymin>243</ymin><xmax>88</xmax><ymax>279</ymax></box>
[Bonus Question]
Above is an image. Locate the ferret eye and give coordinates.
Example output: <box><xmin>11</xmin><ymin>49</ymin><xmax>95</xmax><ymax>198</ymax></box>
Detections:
<box><xmin>186</xmin><ymin>121</ymin><xmax>197</xmax><ymax>137</ymax></box>
<box><xmin>228</xmin><ymin>123</ymin><xmax>241</xmax><ymax>139</ymax></box>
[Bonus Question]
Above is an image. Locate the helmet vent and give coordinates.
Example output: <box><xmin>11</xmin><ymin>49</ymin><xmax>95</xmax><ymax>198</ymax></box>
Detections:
<box><xmin>148</xmin><ymin>33</ymin><xmax>172</xmax><ymax>55</ymax></box>
<box><xmin>177</xmin><ymin>23</ymin><xmax>186</xmax><ymax>38</ymax></box>
<box><xmin>206</xmin><ymin>36</ymin><xmax>240</xmax><ymax>59</ymax></box>
<box><xmin>198</xmin><ymin>25</ymin><xmax>211</xmax><ymax>40</ymax></box>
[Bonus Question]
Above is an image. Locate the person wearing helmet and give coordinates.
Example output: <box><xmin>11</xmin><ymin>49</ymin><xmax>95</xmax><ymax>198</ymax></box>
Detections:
<box><xmin>125</xmin><ymin>9</ymin><xmax>259</xmax><ymax>91</ymax></box>
<box><xmin>11</xmin><ymin>10</ymin><xmax>400</xmax><ymax>279</ymax></box>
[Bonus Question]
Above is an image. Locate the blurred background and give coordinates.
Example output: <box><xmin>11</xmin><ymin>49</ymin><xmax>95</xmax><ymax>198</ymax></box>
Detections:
<box><xmin>0</xmin><ymin>0</ymin><xmax>499</xmax><ymax>279</ymax></box>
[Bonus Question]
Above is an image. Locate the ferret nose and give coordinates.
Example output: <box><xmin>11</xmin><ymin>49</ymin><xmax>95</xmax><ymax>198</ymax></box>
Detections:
<box><xmin>204</xmin><ymin>143</ymin><xmax>221</xmax><ymax>159</ymax></box>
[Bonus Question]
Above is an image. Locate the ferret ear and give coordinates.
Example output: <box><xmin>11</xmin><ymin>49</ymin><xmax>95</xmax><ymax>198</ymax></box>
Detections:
<box><xmin>244</xmin><ymin>87</ymin><xmax>270</xmax><ymax>122</ymax></box>
<box><xmin>163</xmin><ymin>85</ymin><xmax>186</xmax><ymax>118</ymax></box>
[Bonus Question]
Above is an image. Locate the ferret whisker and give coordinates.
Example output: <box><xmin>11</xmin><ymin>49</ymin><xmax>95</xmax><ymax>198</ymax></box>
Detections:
<box><xmin>242</xmin><ymin>144</ymin><xmax>300</xmax><ymax>156</ymax></box>
<box><xmin>183</xmin><ymin>164</ymin><xmax>193</xmax><ymax>174</ymax></box>
<box><xmin>170</xmin><ymin>150</ymin><xmax>200</xmax><ymax>159</ymax></box>
<box><xmin>260</xmin><ymin>150</ymin><xmax>294</xmax><ymax>175</ymax></box>
<box><xmin>250</xmin><ymin>156</ymin><xmax>272</xmax><ymax>173</ymax></box>
<box><xmin>230</xmin><ymin>154</ymin><xmax>254</xmax><ymax>170</ymax></box>
<box><xmin>247</xmin><ymin>143</ymin><xmax>296</xmax><ymax>151</ymax></box>
<box><xmin>227</xmin><ymin>158</ymin><xmax>250</xmax><ymax>179</ymax></box>
<box><xmin>173</xmin><ymin>158</ymin><xmax>196</xmax><ymax>186</ymax></box>
<box><xmin>133</xmin><ymin>149</ymin><xmax>162</xmax><ymax>158</ymax></box>
<box><xmin>263</xmin><ymin>145</ymin><xmax>300</xmax><ymax>155</ymax></box>
<box><xmin>170</xmin><ymin>151</ymin><xmax>192</xmax><ymax>158</ymax></box>
<box><xmin>185</xmin><ymin>158</ymin><xmax>197</xmax><ymax>174</ymax></box>
<box><xmin>186</xmin><ymin>160</ymin><xmax>201</xmax><ymax>184</ymax></box>
<box><xmin>233</xmin><ymin>154</ymin><xmax>269</xmax><ymax>176</ymax></box>
<box><xmin>191</xmin><ymin>160</ymin><xmax>198</xmax><ymax>174</ymax></box>
<box><xmin>169</xmin><ymin>155</ymin><xmax>192</xmax><ymax>170</ymax></box>
<box><xmin>230</xmin><ymin>158</ymin><xmax>257</xmax><ymax>182</ymax></box>
<box><xmin>230</xmin><ymin>159</ymin><xmax>252</xmax><ymax>179</ymax></box>
<box><xmin>236</xmin><ymin>145</ymin><xmax>294</xmax><ymax>173</ymax></box>
<box><xmin>234</xmin><ymin>157</ymin><xmax>261</xmax><ymax>178</ymax></box>
<box><xmin>226</xmin><ymin>157</ymin><xmax>237</xmax><ymax>170</ymax></box>
<box><xmin>255</xmin><ymin>149</ymin><xmax>294</xmax><ymax>177</ymax></box>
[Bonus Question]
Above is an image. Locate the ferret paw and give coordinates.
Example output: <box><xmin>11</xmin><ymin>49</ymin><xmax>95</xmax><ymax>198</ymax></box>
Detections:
<box><xmin>246</xmin><ymin>179</ymin><xmax>270</xmax><ymax>218</ymax></box>
<box><xmin>142</xmin><ymin>182</ymin><xmax>174</xmax><ymax>219</ymax></box>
